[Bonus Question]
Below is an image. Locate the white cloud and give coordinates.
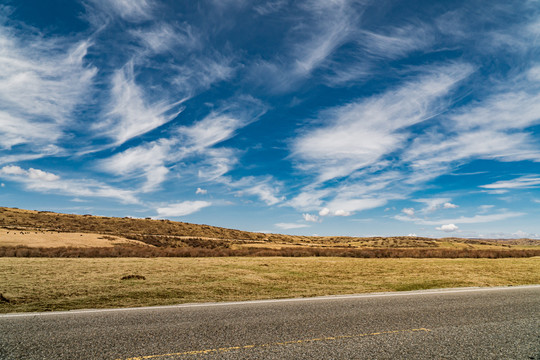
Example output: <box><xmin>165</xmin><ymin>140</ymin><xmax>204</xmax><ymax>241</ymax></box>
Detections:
<box><xmin>196</xmin><ymin>188</ymin><xmax>208</xmax><ymax>195</ymax></box>
<box><xmin>179</xmin><ymin>114</ymin><xmax>245</xmax><ymax>150</ymax></box>
<box><xmin>293</xmin><ymin>63</ymin><xmax>473</xmax><ymax>182</ymax></box>
<box><xmin>179</xmin><ymin>96</ymin><xmax>265</xmax><ymax>151</ymax></box>
<box><xmin>287</xmin><ymin>188</ymin><xmax>331</xmax><ymax>212</ymax></box>
<box><xmin>275</xmin><ymin>222</ymin><xmax>310</xmax><ymax>230</ymax></box>
<box><xmin>197</xmin><ymin>148</ymin><xmax>239</xmax><ymax>181</ymax></box>
<box><xmin>26</xmin><ymin>168</ymin><xmax>61</xmax><ymax>182</ymax></box>
<box><xmin>249</xmin><ymin>0</ymin><xmax>358</xmax><ymax>92</ymax></box>
<box><xmin>319</xmin><ymin>207</ymin><xmax>330</xmax><ymax>216</ymax></box>
<box><xmin>443</xmin><ymin>202</ymin><xmax>458</xmax><ymax>209</ymax></box>
<box><xmin>402</xmin><ymin>208</ymin><xmax>415</xmax><ymax>216</ymax></box>
<box><xmin>96</xmin><ymin>96</ymin><xmax>266</xmax><ymax>194</ymax></box>
<box><xmin>0</xmin><ymin>183</ymin><xmax>4</xmax><ymax>187</ymax></box>
<box><xmin>415</xmin><ymin>198</ymin><xmax>451</xmax><ymax>212</ymax></box>
<box><xmin>0</xmin><ymin>165</ymin><xmax>59</xmax><ymax>181</ymax></box>
<box><xmin>395</xmin><ymin>212</ymin><xmax>524</xmax><ymax>225</ymax></box>
<box><xmin>98</xmin><ymin>139</ymin><xmax>173</xmax><ymax>192</ymax></box>
<box><xmin>512</xmin><ymin>230</ymin><xmax>528</xmax><ymax>238</ymax></box>
<box><xmin>95</xmin><ymin>62</ymin><xmax>185</xmax><ymax>146</ymax></box>
<box><xmin>480</xmin><ymin>176</ymin><xmax>540</xmax><ymax>190</ymax></box>
<box><xmin>333</xmin><ymin>209</ymin><xmax>351</xmax><ymax>217</ymax></box>
<box><xmin>253</xmin><ymin>0</ymin><xmax>287</xmax><ymax>15</ymax></box>
<box><xmin>172</xmin><ymin>54</ymin><xmax>236</xmax><ymax>96</ymax></box>
<box><xmin>242</xmin><ymin>183</ymin><xmax>284</xmax><ymax>206</ymax></box>
<box><xmin>483</xmin><ymin>189</ymin><xmax>509</xmax><ymax>195</ymax></box>
<box><xmin>302</xmin><ymin>213</ymin><xmax>319</xmax><ymax>222</ymax></box>
<box><xmin>528</xmin><ymin>66</ymin><xmax>540</xmax><ymax>82</ymax></box>
<box><xmin>402</xmin><ymin>66</ymin><xmax>540</xmax><ymax>183</ymax></box>
<box><xmin>0</xmin><ymin>152</ymin><xmax>59</xmax><ymax>167</ymax></box>
<box><xmin>0</xmin><ymin>165</ymin><xmax>26</xmax><ymax>176</ymax></box>
<box><xmin>436</xmin><ymin>224</ymin><xmax>459</xmax><ymax>232</ymax></box>
<box><xmin>478</xmin><ymin>205</ymin><xmax>495</xmax><ymax>213</ymax></box>
<box><xmin>325</xmin><ymin>198</ymin><xmax>387</xmax><ymax>216</ymax></box>
<box><xmin>360</xmin><ymin>24</ymin><xmax>434</xmax><ymax>60</ymax></box>
<box><xmin>131</xmin><ymin>23</ymin><xmax>198</xmax><ymax>54</ymax></box>
<box><xmin>156</xmin><ymin>200</ymin><xmax>211</xmax><ymax>218</ymax></box>
<box><xmin>294</xmin><ymin>0</ymin><xmax>356</xmax><ymax>74</ymax></box>
<box><xmin>0</xmin><ymin>165</ymin><xmax>139</xmax><ymax>204</ymax></box>
<box><xmin>0</xmin><ymin>25</ymin><xmax>96</xmax><ymax>153</ymax></box>
<box><xmin>325</xmin><ymin>21</ymin><xmax>439</xmax><ymax>86</ymax></box>
<box><xmin>472</xmin><ymin>231</ymin><xmax>540</xmax><ymax>240</ymax></box>
<box><xmin>87</xmin><ymin>0</ymin><xmax>155</xmax><ymax>22</ymax></box>
<box><xmin>293</xmin><ymin>4</ymin><xmax>352</xmax><ymax>76</ymax></box>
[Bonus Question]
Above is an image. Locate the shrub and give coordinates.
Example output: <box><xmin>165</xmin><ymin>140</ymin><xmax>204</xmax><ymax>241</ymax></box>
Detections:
<box><xmin>120</xmin><ymin>274</ymin><xmax>146</xmax><ymax>280</ymax></box>
<box><xmin>0</xmin><ymin>246</ymin><xmax>538</xmax><ymax>259</ymax></box>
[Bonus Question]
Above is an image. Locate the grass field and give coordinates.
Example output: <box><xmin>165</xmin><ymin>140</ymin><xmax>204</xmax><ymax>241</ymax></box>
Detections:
<box><xmin>1</xmin><ymin>257</ymin><xmax>538</xmax><ymax>313</ymax></box>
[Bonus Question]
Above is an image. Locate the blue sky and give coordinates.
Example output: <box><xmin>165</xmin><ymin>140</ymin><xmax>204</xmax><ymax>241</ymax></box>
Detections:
<box><xmin>1</xmin><ymin>0</ymin><xmax>540</xmax><ymax>238</ymax></box>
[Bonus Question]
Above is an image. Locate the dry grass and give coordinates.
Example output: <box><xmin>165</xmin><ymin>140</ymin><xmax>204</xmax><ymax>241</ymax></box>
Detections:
<box><xmin>0</xmin><ymin>228</ymin><xmax>148</xmax><ymax>248</ymax></box>
<box><xmin>2</xmin><ymin>207</ymin><xmax>539</xmax><ymax>251</ymax></box>
<box><xmin>0</xmin><ymin>257</ymin><xmax>538</xmax><ymax>313</ymax></box>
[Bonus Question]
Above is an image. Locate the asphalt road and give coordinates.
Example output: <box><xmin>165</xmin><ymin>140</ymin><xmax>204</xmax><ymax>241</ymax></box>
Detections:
<box><xmin>1</xmin><ymin>286</ymin><xmax>539</xmax><ymax>359</ymax></box>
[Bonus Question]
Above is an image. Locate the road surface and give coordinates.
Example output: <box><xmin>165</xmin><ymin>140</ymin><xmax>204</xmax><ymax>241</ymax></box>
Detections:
<box><xmin>1</xmin><ymin>286</ymin><xmax>539</xmax><ymax>359</ymax></box>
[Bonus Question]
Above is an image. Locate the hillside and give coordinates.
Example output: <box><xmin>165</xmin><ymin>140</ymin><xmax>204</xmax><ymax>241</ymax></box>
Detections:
<box><xmin>1</xmin><ymin>206</ymin><xmax>539</xmax><ymax>249</ymax></box>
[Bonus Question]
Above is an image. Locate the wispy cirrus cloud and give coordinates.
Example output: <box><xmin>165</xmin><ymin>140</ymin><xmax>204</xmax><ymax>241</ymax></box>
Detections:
<box><xmin>395</xmin><ymin>212</ymin><xmax>524</xmax><ymax>226</ymax></box>
<box><xmin>171</xmin><ymin>53</ymin><xmax>236</xmax><ymax>97</ymax></box>
<box><xmin>253</xmin><ymin>0</ymin><xmax>287</xmax><ymax>15</ymax></box>
<box><xmin>86</xmin><ymin>0</ymin><xmax>155</xmax><ymax>22</ymax></box>
<box><xmin>177</xmin><ymin>105</ymin><xmax>260</xmax><ymax>150</ymax></box>
<box><xmin>402</xmin><ymin>68</ymin><xmax>540</xmax><ymax>183</ymax></box>
<box><xmin>323</xmin><ymin>198</ymin><xmax>387</xmax><ymax>217</ymax></box>
<box><xmin>324</xmin><ymin>20</ymin><xmax>438</xmax><ymax>86</ymax></box>
<box><xmin>97</xmin><ymin>96</ymin><xmax>267</xmax><ymax>194</ymax></box>
<box><xmin>359</xmin><ymin>24</ymin><xmax>434</xmax><ymax>60</ymax></box>
<box><xmin>155</xmin><ymin>200</ymin><xmax>211</xmax><ymax>218</ymax></box>
<box><xmin>292</xmin><ymin>0</ymin><xmax>354</xmax><ymax>76</ymax></box>
<box><xmin>0</xmin><ymin>19</ymin><xmax>96</xmax><ymax>153</ymax></box>
<box><xmin>131</xmin><ymin>23</ymin><xmax>199</xmax><ymax>55</ymax></box>
<box><xmin>414</xmin><ymin>198</ymin><xmax>457</xmax><ymax>213</ymax></box>
<box><xmin>94</xmin><ymin>62</ymin><xmax>185</xmax><ymax>146</ymax></box>
<box><xmin>293</xmin><ymin>62</ymin><xmax>474</xmax><ymax>183</ymax></box>
<box><xmin>275</xmin><ymin>222</ymin><xmax>310</xmax><ymax>230</ymax></box>
<box><xmin>248</xmin><ymin>0</ymin><xmax>359</xmax><ymax>92</ymax></box>
<box><xmin>480</xmin><ymin>176</ymin><xmax>540</xmax><ymax>190</ymax></box>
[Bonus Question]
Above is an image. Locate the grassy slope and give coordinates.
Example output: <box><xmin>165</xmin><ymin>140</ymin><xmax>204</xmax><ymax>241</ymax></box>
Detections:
<box><xmin>1</xmin><ymin>207</ymin><xmax>538</xmax><ymax>250</ymax></box>
<box><xmin>1</xmin><ymin>257</ymin><xmax>539</xmax><ymax>313</ymax></box>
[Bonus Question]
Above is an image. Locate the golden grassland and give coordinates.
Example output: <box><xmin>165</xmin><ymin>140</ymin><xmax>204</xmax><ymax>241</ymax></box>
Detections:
<box><xmin>0</xmin><ymin>228</ymin><xmax>147</xmax><ymax>248</ymax></box>
<box><xmin>1</xmin><ymin>257</ymin><xmax>539</xmax><ymax>313</ymax></box>
<box><xmin>1</xmin><ymin>207</ymin><xmax>539</xmax><ymax>253</ymax></box>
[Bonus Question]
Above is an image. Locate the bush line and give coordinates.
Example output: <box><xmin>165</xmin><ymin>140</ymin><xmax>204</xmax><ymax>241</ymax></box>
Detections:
<box><xmin>1</xmin><ymin>246</ymin><xmax>539</xmax><ymax>258</ymax></box>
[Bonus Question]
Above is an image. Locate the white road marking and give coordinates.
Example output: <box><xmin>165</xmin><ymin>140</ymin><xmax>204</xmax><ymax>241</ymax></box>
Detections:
<box><xmin>1</xmin><ymin>285</ymin><xmax>538</xmax><ymax>318</ymax></box>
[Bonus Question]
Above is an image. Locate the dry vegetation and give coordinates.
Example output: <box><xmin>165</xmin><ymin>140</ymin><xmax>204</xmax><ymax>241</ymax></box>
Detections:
<box><xmin>1</xmin><ymin>207</ymin><xmax>539</xmax><ymax>258</ymax></box>
<box><xmin>0</xmin><ymin>228</ymin><xmax>147</xmax><ymax>248</ymax></box>
<box><xmin>1</xmin><ymin>207</ymin><xmax>538</xmax><ymax>313</ymax></box>
<box><xmin>1</xmin><ymin>257</ymin><xmax>538</xmax><ymax>313</ymax></box>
